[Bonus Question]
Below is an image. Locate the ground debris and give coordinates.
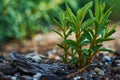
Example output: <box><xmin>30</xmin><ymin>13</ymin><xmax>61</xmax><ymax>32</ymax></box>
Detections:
<box><xmin>0</xmin><ymin>52</ymin><xmax>69</xmax><ymax>80</ymax></box>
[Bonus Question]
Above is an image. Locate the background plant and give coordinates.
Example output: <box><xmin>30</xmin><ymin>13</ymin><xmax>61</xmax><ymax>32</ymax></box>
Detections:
<box><xmin>54</xmin><ymin>0</ymin><xmax>118</xmax><ymax>68</ymax></box>
<box><xmin>0</xmin><ymin>0</ymin><xmax>70</xmax><ymax>42</ymax></box>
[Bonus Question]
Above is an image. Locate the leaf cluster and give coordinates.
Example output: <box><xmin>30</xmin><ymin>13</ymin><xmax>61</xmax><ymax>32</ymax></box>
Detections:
<box><xmin>53</xmin><ymin>0</ymin><xmax>119</xmax><ymax>68</ymax></box>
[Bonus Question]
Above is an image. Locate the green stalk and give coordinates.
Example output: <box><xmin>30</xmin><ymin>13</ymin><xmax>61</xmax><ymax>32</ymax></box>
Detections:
<box><xmin>62</xmin><ymin>29</ymin><xmax>69</xmax><ymax>63</ymax></box>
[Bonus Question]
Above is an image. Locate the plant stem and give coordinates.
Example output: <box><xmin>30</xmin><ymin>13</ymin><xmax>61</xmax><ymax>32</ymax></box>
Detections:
<box><xmin>63</xmin><ymin>30</ymin><xmax>69</xmax><ymax>63</ymax></box>
<box><xmin>86</xmin><ymin>24</ymin><xmax>98</xmax><ymax>65</ymax></box>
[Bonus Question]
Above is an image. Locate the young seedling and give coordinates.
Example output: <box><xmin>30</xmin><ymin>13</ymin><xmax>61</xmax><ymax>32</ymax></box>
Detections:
<box><xmin>53</xmin><ymin>0</ymin><xmax>119</xmax><ymax>69</ymax></box>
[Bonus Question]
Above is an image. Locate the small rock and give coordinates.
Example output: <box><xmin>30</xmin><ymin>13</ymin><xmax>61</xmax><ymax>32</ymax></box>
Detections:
<box><xmin>94</xmin><ymin>67</ymin><xmax>104</xmax><ymax>76</ymax></box>
<box><xmin>89</xmin><ymin>70</ymin><xmax>97</xmax><ymax>77</ymax></box>
<box><xmin>25</xmin><ymin>53</ymin><xmax>42</xmax><ymax>63</ymax></box>
<box><xmin>102</xmin><ymin>56</ymin><xmax>111</xmax><ymax>62</ymax></box>
<box><xmin>11</xmin><ymin>76</ymin><xmax>17</xmax><ymax>80</ymax></box>
<box><xmin>74</xmin><ymin>76</ymin><xmax>81</xmax><ymax>80</ymax></box>
<box><xmin>21</xmin><ymin>75</ymin><xmax>33</xmax><ymax>80</ymax></box>
<box><xmin>112</xmin><ymin>60</ymin><xmax>120</xmax><ymax>67</ymax></box>
<box><xmin>98</xmin><ymin>62</ymin><xmax>103</xmax><ymax>66</ymax></box>
<box><xmin>98</xmin><ymin>70</ymin><xmax>104</xmax><ymax>76</ymax></box>
<box><xmin>33</xmin><ymin>73</ymin><xmax>42</xmax><ymax>80</ymax></box>
<box><xmin>55</xmin><ymin>56</ymin><xmax>61</xmax><ymax>60</ymax></box>
<box><xmin>14</xmin><ymin>73</ymin><xmax>20</xmax><ymax>77</ymax></box>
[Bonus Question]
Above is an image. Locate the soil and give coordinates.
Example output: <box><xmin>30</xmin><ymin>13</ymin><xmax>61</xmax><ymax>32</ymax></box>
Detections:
<box><xmin>0</xmin><ymin>50</ymin><xmax>120</xmax><ymax>80</ymax></box>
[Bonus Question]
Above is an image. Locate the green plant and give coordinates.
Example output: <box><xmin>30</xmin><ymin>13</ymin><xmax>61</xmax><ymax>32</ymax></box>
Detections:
<box><xmin>54</xmin><ymin>0</ymin><xmax>119</xmax><ymax>68</ymax></box>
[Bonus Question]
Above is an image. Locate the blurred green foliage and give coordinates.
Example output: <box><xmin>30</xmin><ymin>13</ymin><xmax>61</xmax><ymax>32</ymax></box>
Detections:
<box><xmin>0</xmin><ymin>0</ymin><xmax>119</xmax><ymax>42</ymax></box>
<box><xmin>0</xmin><ymin>0</ymin><xmax>67</xmax><ymax>42</ymax></box>
<box><xmin>105</xmin><ymin>0</ymin><xmax>120</xmax><ymax>21</ymax></box>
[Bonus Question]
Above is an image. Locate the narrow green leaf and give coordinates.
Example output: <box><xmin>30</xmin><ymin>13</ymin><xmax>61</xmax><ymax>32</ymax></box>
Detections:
<box><xmin>96</xmin><ymin>38</ymin><xmax>114</xmax><ymax>43</ymax></box>
<box><xmin>53</xmin><ymin>18</ymin><xmax>61</xmax><ymax>29</ymax></box>
<box><xmin>92</xmin><ymin>44</ymin><xmax>102</xmax><ymax>52</ymax></box>
<box><xmin>70</xmin><ymin>57</ymin><xmax>78</xmax><ymax>65</ymax></box>
<box><xmin>82</xmin><ymin>1</ymin><xmax>93</xmax><ymax>16</ymax></box>
<box><xmin>89</xmin><ymin>49</ymin><xmax>94</xmax><ymax>53</ymax></box>
<box><xmin>81</xmin><ymin>18</ymin><xmax>93</xmax><ymax>30</ymax></box>
<box><xmin>77</xmin><ymin>9</ymin><xmax>82</xmax><ymax>20</ymax></box>
<box><xmin>61</xmin><ymin>11</ymin><xmax>67</xmax><ymax>28</ymax></box>
<box><xmin>53</xmin><ymin>29</ymin><xmax>63</xmax><ymax>38</ymax></box>
<box><xmin>66</xmin><ymin>30</ymin><xmax>72</xmax><ymax>38</ymax></box>
<box><xmin>95</xmin><ymin>0</ymin><xmax>100</xmax><ymax>21</ymax></box>
<box><xmin>89</xmin><ymin>9</ymin><xmax>94</xmax><ymax>19</ymax></box>
<box><xmin>63</xmin><ymin>40</ymin><xmax>75</xmax><ymax>43</ymax></box>
<box><xmin>99</xmin><ymin>48</ymin><xmax>114</xmax><ymax>52</ymax></box>
<box><xmin>66</xmin><ymin>4</ymin><xmax>77</xmax><ymax>22</ymax></box>
<box><xmin>63</xmin><ymin>40</ymin><xmax>76</xmax><ymax>49</ymax></box>
<box><xmin>105</xmin><ymin>29</ymin><xmax>116</xmax><ymax>38</ymax></box>
<box><xmin>88</xmin><ymin>29</ymin><xmax>95</xmax><ymax>38</ymax></box>
<box><xmin>77</xmin><ymin>1</ymin><xmax>93</xmax><ymax>23</ymax></box>
<box><xmin>82</xmin><ymin>49</ymin><xmax>89</xmax><ymax>55</ymax></box>
<box><xmin>65</xmin><ymin>18</ymin><xmax>77</xmax><ymax>33</ymax></box>
<box><xmin>57</xmin><ymin>44</ymin><xmax>65</xmax><ymax>49</ymax></box>
<box><xmin>100</xmin><ymin>7</ymin><xmax>112</xmax><ymax>26</ymax></box>
<box><xmin>98</xmin><ymin>27</ymin><xmax>105</xmax><ymax>35</ymax></box>
<box><xmin>100</xmin><ymin>2</ymin><xmax>106</xmax><ymax>16</ymax></box>
<box><xmin>82</xmin><ymin>40</ymin><xmax>90</xmax><ymax>46</ymax></box>
<box><xmin>112</xmin><ymin>21</ymin><xmax>120</xmax><ymax>30</ymax></box>
<box><xmin>69</xmin><ymin>21</ymin><xmax>78</xmax><ymax>33</ymax></box>
<box><xmin>84</xmin><ymin>30</ymin><xmax>92</xmax><ymax>42</ymax></box>
<box><xmin>79</xmin><ymin>33</ymin><xmax>87</xmax><ymax>44</ymax></box>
